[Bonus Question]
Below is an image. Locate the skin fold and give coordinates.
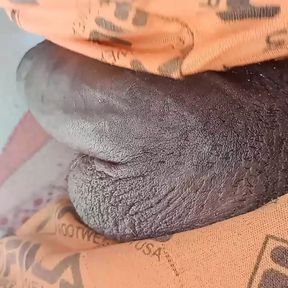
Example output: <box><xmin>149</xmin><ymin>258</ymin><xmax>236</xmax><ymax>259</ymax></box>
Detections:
<box><xmin>17</xmin><ymin>41</ymin><xmax>288</xmax><ymax>241</ymax></box>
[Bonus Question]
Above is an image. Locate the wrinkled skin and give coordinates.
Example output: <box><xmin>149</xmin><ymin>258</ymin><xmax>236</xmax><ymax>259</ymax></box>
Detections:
<box><xmin>18</xmin><ymin>41</ymin><xmax>288</xmax><ymax>241</ymax></box>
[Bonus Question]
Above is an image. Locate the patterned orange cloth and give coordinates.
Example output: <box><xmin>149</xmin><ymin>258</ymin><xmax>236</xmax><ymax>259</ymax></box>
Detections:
<box><xmin>2</xmin><ymin>195</ymin><xmax>288</xmax><ymax>287</ymax></box>
<box><xmin>1</xmin><ymin>0</ymin><xmax>288</xmax><ymax>78</ymax></box>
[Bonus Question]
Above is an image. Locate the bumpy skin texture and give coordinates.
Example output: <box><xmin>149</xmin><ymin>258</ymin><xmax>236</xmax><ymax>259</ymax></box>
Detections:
<box><xmin>18</xmin><ymin>41</ymin><xmax>288</xmax><ymax>241</ymax></box>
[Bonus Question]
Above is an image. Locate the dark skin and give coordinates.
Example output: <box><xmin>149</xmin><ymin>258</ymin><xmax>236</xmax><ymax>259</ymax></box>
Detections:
<box><xmin>17</xmin><ymin>41</ymin><xmax>288</xmax><ymax>241</ymax></box>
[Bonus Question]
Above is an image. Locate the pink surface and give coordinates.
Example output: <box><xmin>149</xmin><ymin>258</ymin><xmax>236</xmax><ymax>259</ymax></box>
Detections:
<box><xmin>0</xmin><ymin>112</ymin><xmax>50</xmax><ymax>186</ymax></box>
<box><xmin>0</xmin><ymin>111</ymin><xmax>75</xmax><ymax>235</ymax></box>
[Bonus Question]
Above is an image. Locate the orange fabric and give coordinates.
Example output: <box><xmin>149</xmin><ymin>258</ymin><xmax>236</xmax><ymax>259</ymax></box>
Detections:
<box><xmin>1</xmin><ymin>195</ymin><xmax>288</xmax><ymax>287</ymax></box>
<box><xmin>1</xmin><ymin>0</ymin><xmax>288</xmax><ymax>78</ymax></box>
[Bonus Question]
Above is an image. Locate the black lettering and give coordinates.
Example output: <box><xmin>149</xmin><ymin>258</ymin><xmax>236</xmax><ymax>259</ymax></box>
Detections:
<box><xmin>75</xmin><ymin>226</ymin><xmax>81</xmax><ymax>239</ymax></box>
<box><xmin>152</xmin><ymin>247</ymin><xmax>162</xmax><ymax>262</ymax></box>
<box><xmin>61</xmin><ymin>223</ymin><xmax>67</xmax><ymax>236</ymax></box>
<box><xmin>217</xmin><ymin>0</ymin><xmax>280</xmax><ymax>21</ymax></box>
<box><xmin>81</xmin><ymin>228</ymin><xmax>94</xmax><ymax>242</ymax></box>
<box><xmin>266</xmin><ymin>29</ymin><xmax>288</xmax><ymax>50</ymax></box>
<box><xmin>135</xmin><ymin>241</ymin><xmax>146</xmax><ymax>251</ymax></box>
<box><xmin>143</xmin><ymin>243</ymin><xmax>153</xmax><ymax>255</ymax></box>
<box><xmin>66</xmin><ymin>224</ymin><xmax>74</xmax><ymax>238</ymax></box>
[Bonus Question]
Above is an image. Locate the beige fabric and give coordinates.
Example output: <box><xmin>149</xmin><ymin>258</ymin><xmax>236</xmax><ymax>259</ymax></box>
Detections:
<box><xmin>1</xmin><ymin>195</ymin><xmax>288</xmax><ymax>287</ymax></box>
<box><xmin>1</xmin><ymin>0</ymin><xmax>288</xmax><ymax>78</ymax></box>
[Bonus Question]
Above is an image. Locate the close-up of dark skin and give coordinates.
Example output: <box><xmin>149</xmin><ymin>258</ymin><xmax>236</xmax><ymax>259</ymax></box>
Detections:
<box><xmin>17</xmin><ymin>41</ymin><xmax>288</xmax><ymax>241</ymax></box>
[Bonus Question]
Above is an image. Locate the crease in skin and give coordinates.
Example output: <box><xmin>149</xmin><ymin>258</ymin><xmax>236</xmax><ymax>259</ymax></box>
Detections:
<box><xmin>17</xmin><ymin>41</ymin><xmax>288</xmax><ymax>241</ymax></box>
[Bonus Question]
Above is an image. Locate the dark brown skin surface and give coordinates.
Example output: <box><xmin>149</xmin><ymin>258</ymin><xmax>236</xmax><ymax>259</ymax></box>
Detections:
<box><xmin>18</xmin><ymin>41</ymin><xmax>288</xmax><ymax>241</ymax></box>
